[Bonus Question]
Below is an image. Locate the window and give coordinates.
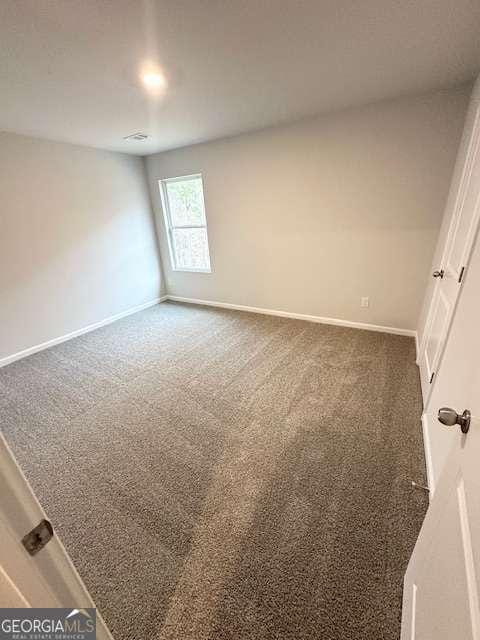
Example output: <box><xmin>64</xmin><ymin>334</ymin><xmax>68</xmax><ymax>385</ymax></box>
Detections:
<box><xmin>159</xmin><ymin>174</ymin><xmax>211</xmax><ymax>272</ymax></box>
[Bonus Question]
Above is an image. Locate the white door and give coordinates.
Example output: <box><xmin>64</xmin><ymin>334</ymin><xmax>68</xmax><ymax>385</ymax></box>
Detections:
<box><xmin>418</xmin><ymin>76</ymin><xmax>480</xmax><ymax>403</ymax></box>
<box><xmin>401</xmin><ymin>224</ymin><xmax>480</xmax><ymax>638</ymax></box>
<box><xmin>0</xmin><ymin>433</ymin><xmax>113</xmax><ymax>639</ymax></box>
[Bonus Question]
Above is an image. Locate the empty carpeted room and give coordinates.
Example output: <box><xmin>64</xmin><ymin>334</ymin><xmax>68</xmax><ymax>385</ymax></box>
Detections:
<box><xmin>2</xmin><ymin>2</ymin><xmax>480</xmax><ymax>640</ymax></box>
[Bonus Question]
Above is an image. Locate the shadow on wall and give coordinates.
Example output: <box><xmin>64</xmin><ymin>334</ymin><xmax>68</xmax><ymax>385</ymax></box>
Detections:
<box><xmin>0</xmin><ymin>133</ymin><xmax>163</xmax><ymax>359</ymax></box>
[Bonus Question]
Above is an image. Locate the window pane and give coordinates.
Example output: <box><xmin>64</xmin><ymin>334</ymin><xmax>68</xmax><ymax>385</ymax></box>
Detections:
<box><xmin>166</xmin><ymin>177</ymin><xmax>206</xmax><ymax>226</ymax></box>
<box><xmin>172</xmin><ymin>227</ymin><xmax>211</xmax><ymax>270</ymax></box>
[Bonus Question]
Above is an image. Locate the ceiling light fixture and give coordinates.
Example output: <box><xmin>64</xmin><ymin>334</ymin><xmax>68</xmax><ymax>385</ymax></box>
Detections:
<box><xmin>140</xmin><ymin>64</ymin><xmax>168</xmax><ymax>95</ymax></box>
<box><xmin>142</xmin><ymin>71</ymin><xmax>166</xmax><ymax>89</ymax></box>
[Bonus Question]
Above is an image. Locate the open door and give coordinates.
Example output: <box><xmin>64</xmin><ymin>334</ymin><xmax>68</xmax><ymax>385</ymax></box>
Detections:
<box><xmin>0</xmin><ymin>433</ymin><xmax>113</xmax><ymax>639</ymax></box>
<box><xmin>402</xmin><ymin>216</ymin><xmax>480</xmax><ymax>637</ymax></box>
<box><xmin>418</xmin><ymin>75</ymin><xmax>480</xmax><ymax>404</ymax></box>
<box><xmin>402</xmin><ymin>413</ymin><xmax>480</xmax><ymax>639</ymax></box>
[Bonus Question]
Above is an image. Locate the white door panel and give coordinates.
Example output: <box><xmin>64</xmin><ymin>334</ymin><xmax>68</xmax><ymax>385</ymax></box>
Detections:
<box><xmin>421</xmin><ymin>412</ymin><xmax>455</xmax><ymax>495</ymax></box>
<box><xmin>402</xmin><ymin>192</ymin><xmax>480</xmax><ymax>639</ymax></box>
<box><xmin>444</xmin><ymin>109</ymin><xmax>480</xmax><ymax>276</ymax></box>
<box><xmin>403</xmin><ymin>422</ymin><xmax>480</xmax><ymax>640</ymax></box>
<box><xmin>414</xmin><ymin>480</ymin><xmax>473</xmax><ymax>640</ymax></box>
<box><xmin>418</xmin><ymin>77</ymin><xmax>480</xmax><ymax>405</ymax></box>
<box><xmin>424</xmin><ymin>289</ymin><xmax>450</xmax><ymax>383</ymax></box>
<box><xmin>0</xmin><ymin>434</ymin><xmax>114</xmax><ymax>639</ymax></box>
<box><xmin>445</xmin><ymin>184</ymin><xmax>480</xmax><ymax>279</ymax></box>
<box><xmin>0</xmin><ymin>565</ymin><xmax>30</xmax><ymax>607</ymax></box>
<box><xmin>445</xmin><ymin>109</ymin><xmax>480</xmax><ymax>278</ymax></box>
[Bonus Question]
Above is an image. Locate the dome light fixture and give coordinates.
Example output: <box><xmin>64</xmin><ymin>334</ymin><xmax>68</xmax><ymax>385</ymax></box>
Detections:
<box><xmin>140</xmin><ymin>63</ymin><xmax>168</xmax><ymax>95</ymax></box>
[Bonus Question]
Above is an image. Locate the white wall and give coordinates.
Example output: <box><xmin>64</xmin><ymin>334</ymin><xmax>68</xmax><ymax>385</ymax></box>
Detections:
<box><xmin>146</xmin><ymin>86</ymin><xmax>470</xmax><ymax>331</ymax></box>
<box><xmin>0</xmin><ymin>132</ymin><xmax>164</xmax><ymax>360</ymax></box>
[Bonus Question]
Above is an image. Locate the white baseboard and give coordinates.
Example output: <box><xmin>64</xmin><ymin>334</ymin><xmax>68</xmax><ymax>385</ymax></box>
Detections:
<box><xmin>0</xmin><ymin>293</ymin><xmax>415</xmax><ymax>368</ymax></box>
<box><xmin>166</xmin><ymin>296</ymin><xmax>416</xmax><ymax>337</ymax></box>
<box><xmin>0</xmin><ymin>296</ymin><xmax>168</xmax><ymax>368</ymax></box>
<box><xmin>421</xmin><ymin>412</ymin><xmax>435</xmax><ymax>500</ymax></box>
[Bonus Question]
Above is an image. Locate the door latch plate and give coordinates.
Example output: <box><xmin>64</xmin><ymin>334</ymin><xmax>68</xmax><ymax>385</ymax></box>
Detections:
<box><xmin>22</xmin><ymin>519</ymin><xmax>54</xmax><ymax>556</ymax></box>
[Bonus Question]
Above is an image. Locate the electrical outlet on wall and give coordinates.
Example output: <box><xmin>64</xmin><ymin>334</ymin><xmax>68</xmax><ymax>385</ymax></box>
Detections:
<box><xmin>361</xmin><ymin>297</ymin><xmax>369</xmax><ymax>308</ymax></box>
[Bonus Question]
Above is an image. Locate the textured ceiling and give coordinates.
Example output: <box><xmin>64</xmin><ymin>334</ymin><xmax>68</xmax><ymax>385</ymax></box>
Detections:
<box><xmin>1</xmin><ymin>0</ymin><xmax>480</xmax><ymax>155</ymax></box>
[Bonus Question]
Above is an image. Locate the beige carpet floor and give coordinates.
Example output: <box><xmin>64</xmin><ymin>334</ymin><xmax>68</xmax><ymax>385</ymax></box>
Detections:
<box><xmin>1</xmin><ymin>302</ymin><xmax>428</xmax><ymax>640</ymax></box>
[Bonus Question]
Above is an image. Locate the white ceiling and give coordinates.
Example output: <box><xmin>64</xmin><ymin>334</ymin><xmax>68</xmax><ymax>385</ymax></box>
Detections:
<box><xmin>1</xmin><ymin>0</ymin><xmax>480</xmax><ymax>156</ymax></box>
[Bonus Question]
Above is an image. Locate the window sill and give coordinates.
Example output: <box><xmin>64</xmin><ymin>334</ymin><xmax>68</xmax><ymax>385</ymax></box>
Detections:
<box><xmin>172</xmin><ymin>268</ymin><xmax>212</xmax><ymax>273</ymax></box>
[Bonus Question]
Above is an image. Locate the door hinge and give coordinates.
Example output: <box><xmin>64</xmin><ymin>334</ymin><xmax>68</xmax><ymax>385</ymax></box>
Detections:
<box><xmin>22</xmin><ymin>519</ymin><xmax>54</xmax><ymax>556</ymax></box>
<box><xmin>458</xmin><ymin>266</ymin><xmax>465</xmax><ymax>283</ymax></box>
<box><xmin>429</xmin><ymin>372</ymin><xmax>435</xmax><ymax>384</ymax></box>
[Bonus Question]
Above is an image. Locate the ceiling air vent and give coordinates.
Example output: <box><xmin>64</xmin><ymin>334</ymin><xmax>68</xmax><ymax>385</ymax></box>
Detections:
<box><xmin>123</xmin><ymin>133</ymin><xmax>149</xmax><ymax>141</ymax></box>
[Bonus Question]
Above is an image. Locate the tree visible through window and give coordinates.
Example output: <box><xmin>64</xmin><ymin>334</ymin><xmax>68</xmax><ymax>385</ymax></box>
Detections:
<box><xmin>160</xmin><ymin>175</ymin><xmax>211</xmax><ymax>272</ymax></box>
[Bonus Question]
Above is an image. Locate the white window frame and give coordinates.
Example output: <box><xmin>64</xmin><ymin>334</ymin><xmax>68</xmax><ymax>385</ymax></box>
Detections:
<box><xmin>159</xmin><ymin>174</ymin><xmax>212</xmax><ymax>273</ymax></box>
